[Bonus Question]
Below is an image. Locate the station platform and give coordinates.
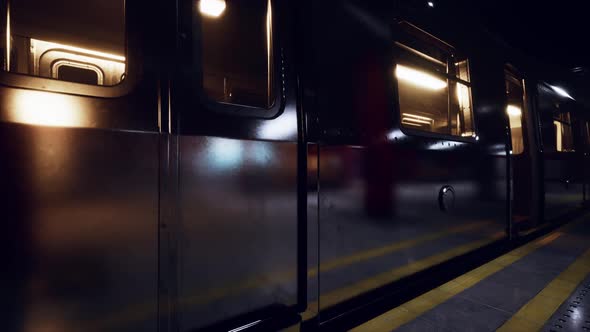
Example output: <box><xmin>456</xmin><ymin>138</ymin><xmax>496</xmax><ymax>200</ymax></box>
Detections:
<box><xmin>347</xmin><ymin>214</ymin><xmax>590</xmax><ymax>332</ymax></box>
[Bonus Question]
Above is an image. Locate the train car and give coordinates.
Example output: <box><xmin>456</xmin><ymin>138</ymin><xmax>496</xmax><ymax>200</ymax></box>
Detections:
<box><xmin>0</xmin><ymin>0</ymin><xmax>588</xmax><ymax>331</ymax></box>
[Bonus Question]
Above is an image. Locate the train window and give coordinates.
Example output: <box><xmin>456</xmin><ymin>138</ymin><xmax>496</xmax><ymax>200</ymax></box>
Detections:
<box><xmin>394</xmin><ymin>23</ymin><xmax>475</xmax><ymax>138</ymax></box>
<box><xmin>505</xmin><ymin>71</ymin><xmax>525</xmax><ymax>155</ymax></box>
<box><xmin>554</xmin><ymin>112</ymin><xmax>574</xmax><ymax>152</ymax></box>
<box><xmin>0</xmin><ymin>0</ymin><xmax>125</xmax><ymax>86</ymax></box>
<box><xmin>199</xmin><ymin>0</ymin><xmax>274</xmax><ymax>109</ymax></box>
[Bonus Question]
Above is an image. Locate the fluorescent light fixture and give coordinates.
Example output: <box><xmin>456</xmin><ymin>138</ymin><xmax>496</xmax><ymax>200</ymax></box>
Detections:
<box><xmin>199</xmin><ymin>0</ymin><xmax>226</xmax><ymax>18</ymax></box>
<box><xmin>549</xmin><ymin>84</ymin><xmax>575</xmax><ymax>100</ymax></box>
<box><xmin>403</xmin><ymin>113</ymin><xmax>434</xmax><ymax>122</ymax></box>
<box><xmin>31</xmin><ymin>38</ymin><xmax>125</xmax><ymax>62</ymax></box>
<box><xmin>395</xmin><ymin>65</ymin><xmax>447</xmax><ymax>90</ymax></box>
<box><xmin>402</xmin><ymin>113</ymin><xmax>434</xmax><ymax>128</ymax></box>
<box><xmin>506</xmin><ymin>105</ymin><xmax>522</xmax><ymax>117</ymax></box>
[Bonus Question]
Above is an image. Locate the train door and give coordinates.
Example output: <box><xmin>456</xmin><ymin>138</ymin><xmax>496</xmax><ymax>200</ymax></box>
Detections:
<box><xmin>537</xmin><ymin>83</ymin><xmax>583</xmax><ymax>221</ymax></box>
<box><xmin>307</xmin><ymin>5</ymin><xmax>508</xmax><ymax>322</ymax></box>
<box><xmin>505</xmin><ymin>69</ymin><xmax>535</xmax><ymax>231</ymax></box>
<box><xmin>165</xmin><ymin>1</ymin><xmax>302</xmax><ymax>330</ymax></box>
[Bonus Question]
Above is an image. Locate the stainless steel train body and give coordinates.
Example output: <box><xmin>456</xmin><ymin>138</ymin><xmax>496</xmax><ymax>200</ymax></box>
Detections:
<box><xmin>1</xmin><ymin>0</ymin><xmax>588</xmax><ymax>331</ymax></box>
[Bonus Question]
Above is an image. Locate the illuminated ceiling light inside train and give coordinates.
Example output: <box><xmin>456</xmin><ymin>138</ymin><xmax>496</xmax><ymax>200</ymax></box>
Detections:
<box><xmin>30</xmin><ymin>39</ymin><xmax>125</xmax><ymax>62</ymax></box>
<box><xmin>402</xmin><ymin>113</ymin><xmax>434</xmax><ymax>125</ymax></box>
<box><xmin>549</xmin><ymin>85</ymin><xmax>575</xmax><ymax>100</ymax></box>
<box><xmin>8</xmin><ymin>90</ymin><xmax>86</xmax><ymax>127</ymax></box>
<box><xmin>199</xmin><ymin>0</ymin><xmax>226</xmax><ymax>18</ymax></box>
<box><xmin>395</xmin><ymin>65</ymin><xmax>447</xmax><ymax>90</ymax></box>
<box><xmin>506</xmin><ymin>105</ymin><xmax>522</xmax><ymax>116</ymax></box>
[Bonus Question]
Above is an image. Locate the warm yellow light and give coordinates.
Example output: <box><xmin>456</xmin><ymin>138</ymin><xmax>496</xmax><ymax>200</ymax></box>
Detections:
<box><xmin>506</xmin><ymin>105</ymin><xmax>522</xmax><ymax>117</ymax></box>
<box><xmin>456</xmin><ymin>83</ymin><xmax>470</xmax><ymax>109</ymax></box>
<box><xmin>199</xmin><ymin>0</ymin><xmax>226</xmax><ymax>18</ymax></box>
<box><xmin>5</xmin><ymin>1</ymin><xmax>10</xmax><ymax>70</ymax></box>
<box><xmin>30</xmin><ymin>38</ymin><xmax>125</xmax><ymax>62</ymax></box>
<box><xmin>402</xmin><ymin>113</ymin><xmax>434</xmax><ymax>127</ymax></box>
<box><xmin>8</xmin><ymin>90</ymin><xmax>86</xmax><ymax>127</ymax></box>
<box><xmin>554</xmin><ymin>120</ymin><xmax>563</xmax><ymax>151</ymax></box>
<box><xmin>395</xmin><ymin>65</ymin><xmax>447</xmax><ymax>90</ymax></box>
<box><xmin>403</xmin><ymin>113</ymin><xmax>434</xmax><ymax>122</ymax></box>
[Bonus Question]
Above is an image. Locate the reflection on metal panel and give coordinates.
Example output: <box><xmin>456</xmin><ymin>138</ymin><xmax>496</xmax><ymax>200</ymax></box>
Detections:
<box><xmin>176</xmin><ymin>136</ymin><xmax>298</xmax><ymax>331</ymax></box>
<box><xmin>1</xmin><ymin>124</ymin><xmax>158</xmax><ymax>332</ymax></box>
<box><xmin>6</xmin><ymin>89</ymin><xmax>86</xmax><ymax>127</ymax></box>
<box><xmin>317</xmin><ymin>142</ymin><xmax>507</xmax><ymax>312</ymax></box>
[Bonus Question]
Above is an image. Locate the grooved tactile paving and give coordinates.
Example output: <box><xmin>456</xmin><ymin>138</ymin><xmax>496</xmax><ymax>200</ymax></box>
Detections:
<box><xmin>543</xmin><ymin>274</ymin><xmax>590</xmax><ymax>332</ymax></box>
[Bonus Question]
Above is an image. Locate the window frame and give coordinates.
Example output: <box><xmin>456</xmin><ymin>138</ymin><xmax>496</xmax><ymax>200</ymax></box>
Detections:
<box><xmin>552</xmin><ymin>111</ymin><xmax>575</xmax><ymax>153</ymax></box>
<box><xmin>192</xmin><ymin>0</ymin><xmax>285</xmax><ymax>119</ymax></box>
<box><xmin>0</xmin><ymin>0</ymin><xmax>138</xmax><ymax>98</ymax></box>
<box><xmin>504</xmin><ymin>69</ymin><xmax>527</xmax><ymax>156</ymax></box>
<box><xmin>392</xmin><ymin>22</ymin><xmax>477</xmax><ymax>143</ymax></box>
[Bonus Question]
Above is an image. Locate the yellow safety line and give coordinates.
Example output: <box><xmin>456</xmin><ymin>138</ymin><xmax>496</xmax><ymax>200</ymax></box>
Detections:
<box><xmin>177</xmin><ymin>222</ymin><xmax>492</xmax><ymax>309</ymax></box>
<box><xmin>309</xmin><ymin>231</ymin><xmax>506</xmax><ymax>319</ymax></box>
<box><xmin>497</xmin><ymin>247</ymin><xmax>590</xmax><ymax>332</ymax></box>
<box><xmin>307</xmin><ymin>221</ymin><xmax>492</xmax><ymax>278</ymax></box>
<box><xmin>350</xmin><ymin>231</ymin><xmax>564</xmax><ymax>332</ymax></box>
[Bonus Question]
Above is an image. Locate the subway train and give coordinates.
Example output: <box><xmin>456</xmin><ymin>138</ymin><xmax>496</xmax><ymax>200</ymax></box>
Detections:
<box><xmin>1</xmin><ymin>0</ymin><xmax>589</xmax><ymax>331</ymax></box>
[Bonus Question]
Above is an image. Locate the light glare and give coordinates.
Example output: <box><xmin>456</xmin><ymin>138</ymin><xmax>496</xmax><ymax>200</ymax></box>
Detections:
<box><xmin>427</xmin><ymin>2</ymin><xmax>434</xmax><ymax>7</ymax></box>
<box><xmin>549</xmin><ymin>85</ymin><xmax>575</xmax><ymax>100</ymax></box>
<box><xmin>395</xmin><ymin>65</ymin><xmax>447</xmax><ymax>90</ymax></box>
<box><xmin>506</xmin><ymin>105</ymin><xmax>522</xmax><ymax>116</ymax></box>
<box><xmin>31</xmin><ymin>39</ymin><xmax>125</xmax><ymax>62</ymax></box>
<box><xmin>8</xmin><ymin>91</ymin><xmax>85</xmax><ymax>127</ymax></box>
<box><xmin>199</xmin><ymin>0</ymin><xmax>227</xmax><ymax>18</ymax></box>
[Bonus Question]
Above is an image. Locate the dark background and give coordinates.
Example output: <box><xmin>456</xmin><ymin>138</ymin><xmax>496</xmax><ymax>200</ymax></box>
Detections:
<box><xmin>450</xmin><ymin>0</ymin><xmax>589</xmax><ymax>70</ymax></box>
<box><xmin>442</xmin><ymin>0</ymin><xmax>589</xmax><ymax>107</ymax></box>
